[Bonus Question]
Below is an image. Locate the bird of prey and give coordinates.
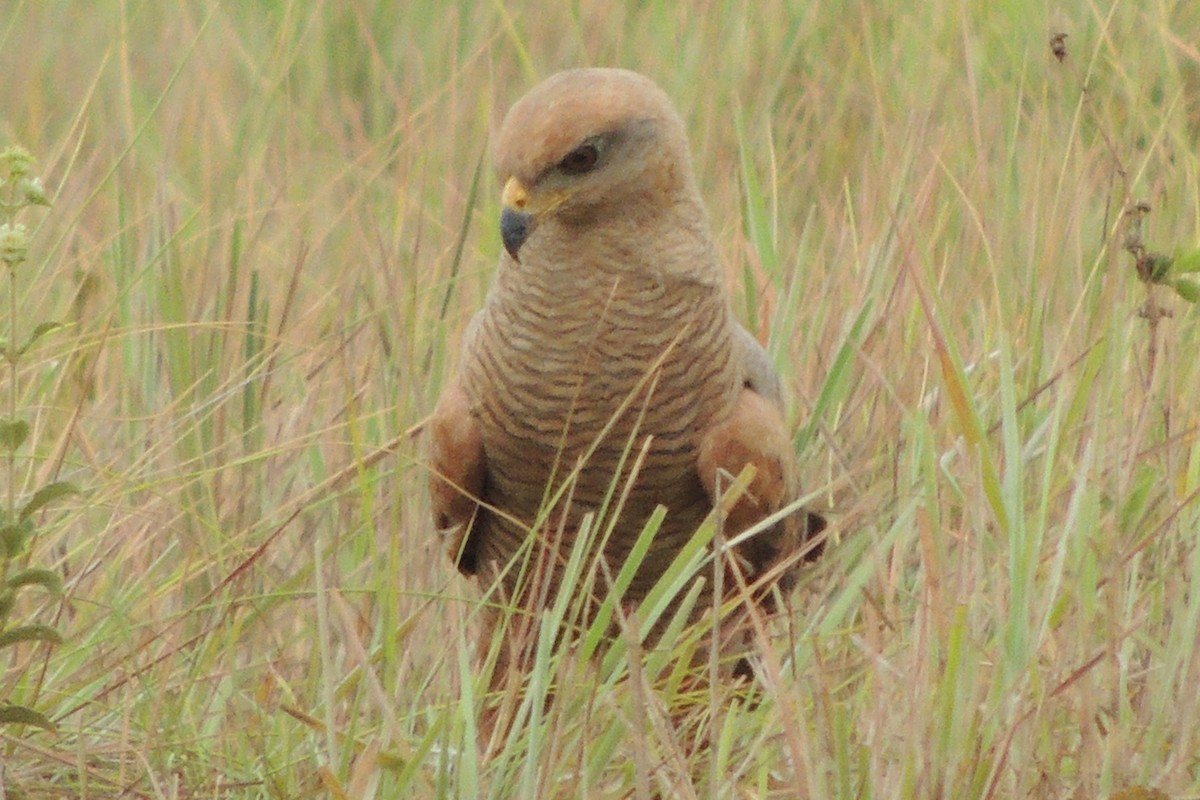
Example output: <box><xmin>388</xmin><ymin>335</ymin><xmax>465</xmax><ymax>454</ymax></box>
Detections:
<box><xmin>428</xmin><ymin>67</ymin><xmax>824</xmax><ymax>677</ymax></box>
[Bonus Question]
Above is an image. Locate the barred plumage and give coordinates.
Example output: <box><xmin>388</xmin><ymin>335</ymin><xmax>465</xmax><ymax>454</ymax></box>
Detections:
<box><xmin>428</xmin><ymin>68</ymin><xmax>825</xmax><ymax>671</ymax></box>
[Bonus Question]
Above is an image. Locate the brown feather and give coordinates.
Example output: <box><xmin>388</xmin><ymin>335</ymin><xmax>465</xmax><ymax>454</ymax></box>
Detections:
<box><xmin>427</xmin><ymin>68</ymin><xmax>826</xmax><ymax>678</ymax></box>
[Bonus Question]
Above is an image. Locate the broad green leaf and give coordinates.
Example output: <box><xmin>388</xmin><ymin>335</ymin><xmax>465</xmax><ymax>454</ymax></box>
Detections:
<box><xmin>0</xmin><ymin>703</ymin><xmax>57</xmax><ymax>732</ymax></box>
<box><xmin>17</xmin><ymin>320</ymin><xmax>65</xmax><ymax>355</ymax></box>
<box><xmin>7</xmin><ymin>567</ymin><xmax>62</xmax><ymax>595</ymax></box>
<box><xmin>0</xmin><ymin>623</ymin><xmax>62</xmax><ymax>648</ymax></box>
<box><xmin>1169</xmin><ymin>277</ymin><xmax>1200</xmax><ymax>304</ymax></box>
<box><xmin>0</xmin><ymin>417</ymin><xmax>29</xmax><ymax>452</ymax></box>
<box><xmin>1147</xmin><ymin>253</ymin><xmax>1173</xmax><ymax>282</ymax></box>
<box><xmin>1</xmin><ymin>519</ymin><xmax>34</xmax><ymax>557</ymax></box>
<box><xmin>1174</xmin><ymin>246</ymin><xmax>1200</xmax><ymax>273</ymax></box>
<box><xmin>20</xmin><ymin>481</ymin><xmax>80</xmax><ymax>520</ymax></box>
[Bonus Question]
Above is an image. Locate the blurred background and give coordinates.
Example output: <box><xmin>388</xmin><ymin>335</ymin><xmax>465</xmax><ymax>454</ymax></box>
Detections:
<box><xmin>1</xmin><ymin>1</ymin><xmax>1198</xmax><ymax>797</ymax></box>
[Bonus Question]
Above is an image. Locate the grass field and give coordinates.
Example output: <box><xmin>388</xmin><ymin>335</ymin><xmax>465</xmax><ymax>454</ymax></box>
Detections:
<box><xmin>2</xmin><ymin>1</ymin><xmax>1199</xmax><ymax>797</ymax></box>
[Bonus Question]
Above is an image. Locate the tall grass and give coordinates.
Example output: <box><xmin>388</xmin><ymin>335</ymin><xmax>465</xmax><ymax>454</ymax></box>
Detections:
<box><xmin>1</xmin><ymin>1</ymin><xmax>1198</xmax><ymax>797</ymax></box>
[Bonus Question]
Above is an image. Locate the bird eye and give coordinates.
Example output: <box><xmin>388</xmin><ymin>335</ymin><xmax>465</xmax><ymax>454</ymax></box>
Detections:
<box><xmin>558</xmin><ymin>142</ymin><xmax>600</xmax><ymax>175</ymax></box>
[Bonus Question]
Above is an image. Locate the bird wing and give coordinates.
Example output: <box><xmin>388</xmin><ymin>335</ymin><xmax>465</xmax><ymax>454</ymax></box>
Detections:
<box><xmin>428</xmin><ymin>372</ymin><xmax>488</xmax><ymax>575</ymax></box>
<box><xmin>697</xmin><ymin>329</ymin><xmax>825</xmax><ymax>593</ymax></box>
<box><xmin>732</xmin><ymin>323</ymin><xmax>784</xmax><ymax>411</ymax></box>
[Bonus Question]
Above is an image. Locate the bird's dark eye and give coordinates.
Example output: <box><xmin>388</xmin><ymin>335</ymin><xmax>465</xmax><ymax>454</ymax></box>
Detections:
<box><xmin>558</xmin><ymin>142</ymin><xmax>600</xmax><ymax>175</ymax></box>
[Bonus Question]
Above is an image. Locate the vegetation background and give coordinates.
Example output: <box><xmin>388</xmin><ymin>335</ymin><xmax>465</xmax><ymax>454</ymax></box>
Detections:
<box><xmin>1</xmin><ymin>1</ymin><xmax>1198</xmax><ymax>797</ymax></box>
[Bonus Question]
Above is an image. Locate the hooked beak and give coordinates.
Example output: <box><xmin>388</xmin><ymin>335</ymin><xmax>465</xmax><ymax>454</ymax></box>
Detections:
<box><xmin>500</xmin><ymin>177</ymin><xmax>535</xmax><ymax>261</ymax></box>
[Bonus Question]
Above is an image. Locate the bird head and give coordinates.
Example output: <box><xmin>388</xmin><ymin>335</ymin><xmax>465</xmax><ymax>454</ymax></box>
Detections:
<box><xmin>493</xmin><ymin>68</ymin><xmax>699</xmax><ymax>263</ymax></box>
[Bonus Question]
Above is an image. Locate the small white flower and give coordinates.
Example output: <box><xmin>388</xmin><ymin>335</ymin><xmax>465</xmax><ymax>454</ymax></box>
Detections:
<box><xmin>0</xmin><ymin>145</ymin><xmax>35</xmax><ymax>178</ymax></box>
<box><xmin>0</xmin><ymin>222</ymin><xmax>29</xmax><ymax>266</ymax></box>
<box><xmin>20</xmin><ymin>177</ymin><xmax>50</xmax><ymax>207</ymax></box>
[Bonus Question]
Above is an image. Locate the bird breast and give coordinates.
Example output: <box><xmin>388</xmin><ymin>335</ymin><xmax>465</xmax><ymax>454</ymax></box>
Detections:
<box><xmin>463</xmin><ymin>262</ymin><xmax>741</xmax><ymax>570</ymax></box>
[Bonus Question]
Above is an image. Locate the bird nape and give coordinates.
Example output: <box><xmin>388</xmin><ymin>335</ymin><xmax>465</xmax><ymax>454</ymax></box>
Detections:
<box><xmin>428</xmin><ymin>67</ymin><xmax>827</xmax><ymax>708</ymax></box>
